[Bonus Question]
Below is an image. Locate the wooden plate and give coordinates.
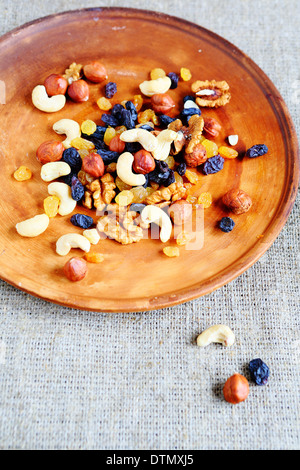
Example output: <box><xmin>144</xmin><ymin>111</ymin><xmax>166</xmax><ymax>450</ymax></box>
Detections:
<box><xmin>0</xmin><ymin>8</ymin><xmax>298</xmax><ymax>312</ymax></box>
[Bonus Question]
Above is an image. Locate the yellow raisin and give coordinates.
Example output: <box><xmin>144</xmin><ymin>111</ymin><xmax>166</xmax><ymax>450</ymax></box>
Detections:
<box><xmin>103</xmin><ymin>127</ymin><xmax>116</xmax><ymax>146</ymax></box>
<box><xmin>198</xmin><ymin>192</ymin><xmax>212</xmax><ymax>209</ymax></box>
<box><xmin>81</xmin><ymin>120</ymin><xmax>97</xmax><ymax>135</ymax></box>
<box><xmin>115</xmin><ymin>176</ymin><xmax>132</xmax><ymax>192</ymax></box>
<box><xmin>150</xmin><ymin>68</ymin><xmax>166</xmax><ymax>80</ymax></box>
<box><xmin>13</xmin><ymin>166</ymin><xmax>32</xmax><ymax>181</ymax></box>
<box><xmin>180</xmin><ymin>67</ymin><xmax>192</xmax><ymax>81</ymax></box>
<box><xmin>186</xmin><ymin>194</ymin><xmax>198</xmax><ymax>204</ymax></box>
<box><xmin>165</xmin><ymin>155</ymin><xmax>175</xmax><ymax>169</ymax></box>
<box><xmin>138</xmin><ymin>109</ymin><xmax>159</xmax><ymax>126</ymax></box>
<box><xmin>43</xmin><ymin>195</ymin><xmax>60</xmax><ymax>218</ymax></box>
<box><xmin>202</xmin><ymin>139</ymin><xmax>219</xmax><ymax>159</ymax></box>
<box><xmin>176</xmin><ymin>231</ymin><xmax>192</xmax><ymax>246</ymax></box>
<box><xmin>130</xmin><ymin>186</ymin><xmax>154</xmax><ymax>203</ymax></box>
<box><xmin>71</xmin><ymin>137</ymin><xmax>95</xmax><ymax>151</ymax></box>
<box><xmin>78</xmin><ymin>149</ymin><xmax>90</xmax><ymax>159</ymax></box>
<box><xmin>84</xmin><ymin>252</ymin><xmax>104</xmax><ymax>263</ymax></box>
<box><xmin>115</xmin><ymin>125</ymin><xmax>127</xmax><ymax>135</ymax></box>
<box><xmin>115</xmin><ymin>190</ymin><xmax>134</xmax><ymax>206</ymax></box>
<box><xmin>184</xmin><ymin>169</ymin><xmax>199</xmax><ymax>184</ymax></box>
<box><xmin>132</xmin><ymin>94</ymin><xmax>143</xmax><ymax>112</ymax></box>
<box><xmin>174</xmin><ymin>172</ymin><xmax>183</xmax><ymax>185</ymax></box>
<box><xmin>163</xmin><ymin>246</ymin><xmax>180</xmax><ymax>257</ymax></box>
<box><xmin>97</xmin><ymin>97</ymin><xmax>112</xmax><ymax>111</ymax></box>
<box><xmin>218</xmin><ymin>146</ymin><xmax>239</xmax><ymax>159</ymax></box>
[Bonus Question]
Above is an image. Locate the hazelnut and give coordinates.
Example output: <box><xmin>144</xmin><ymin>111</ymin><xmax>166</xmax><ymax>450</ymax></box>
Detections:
<box><xmin>223</xmin><ymin>373</ymin><xmax>249</xmax><ymax>404</ymax></box>
<box><xmin>109</xmin><ymin>135</ymin><xmax>126</xmax><ymax>153</ymax></box>
<box><xmin>169</xmin><ymin>200</ymin><xmax>192</xmax><ymax>226</ymax></box>
<box><xmin>203</xmin><ymin>117</ymin><xmax>222</xmax><ymax>138</ymax></box>
<box><xmin>63</xmin><ymin>257</ymin><xmax>87</xmax><ymax>282</ymax></box>
<box><xmin>133</xmin><ymin>150</ymin><xmax>155</xmax><ymax>174</ymax></box>
<box><xmin>82</xmin><ymin>152</ymin><xmax>104</xmax><ymax>178</ymax></box>
<box><xmin>36</xmin><ymin>141</ymin><xmax>65</xmax><ymax>165</ymax></box>
<box><xmin>151</xmin><ymin>93</ymin><xmax>175</xmax><ymax>114</ymax></box>
<box><xmin>44</xmin><ymin>74</ymin><xmax>68</xmax><ymax>96</ymax></box>
<box><xmin>184</xmin><ymin>143</ymin><xmax>207</xmax><ymax>167</ymax></box>
<box><xmin>83</xmin><ymin>61</ymin><xmax>108</xmax><ymax>83</ymax></box>
<box><xmin>222</xmin><ymin>188</ymin><xmax>252</xmax><ymax>214</ymax></box>
<box><xmin>68</xmin><ymin>79</ymin><xmax>89</xmax><ymax>102</ymax></box>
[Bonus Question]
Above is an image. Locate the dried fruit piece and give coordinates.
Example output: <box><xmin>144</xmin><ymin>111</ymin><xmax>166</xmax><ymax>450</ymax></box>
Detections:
<box><xmin>223</xmin><ymin>374</ymin><xmax>249</xmax><ymax>404</ymax></box>
<box><xmin>176</xmin><ymin>231</ymin><xmax>192</xmax><ymax>246</ymax></box>
<box><xmin>115</xmin><ymin>190</ymin><xmax>135</xmax><ymax>206</ymax></box>
<box><xmin>70</xmin><ymin>213</ymin><xmax>94</xmax><ymax>229</ymax></box>
<box><xmin>70</xmin><ymin>137</ymin><xmax>95</xmax><ymax>151</ymax></box>
<box><xmin>198</xmin><ymin>192</ymin><xmax>212</xmax><ymax>208</ymax></box>
<box><xmin>150</xmin><ymin>68</ymin><xmax>166</xmax><ymax>80</ymax></box>
<box><xmin>202</xmin><ymin>155</ymin><xmax>224</xmax><ymax>175</ymax></box>
<box><xmin>219</xmin><ymin>217</ymin><xmax>235</xmax><ymax>232</ymax></box>
<box><xmin>184</xmin><ymin>169</ymin><xmax>199</xmax><ymax>184</ymax></box>
<box><xmin>13</xmin><ymin>166</ymin><xmax>32</xmax><ymax>181</ymax></box>
<box><xmin>163</xmin><ymin>246</ymin><xmax>180</xmax><ymax>257</ymax></box>
<box><xmin>84</xmin><ymin>252</ymin><xmax>105</xmax><ymax>263</ymax></box>
<box><xmin>201</xmin><ymin>139</ymin><xmax>219</xmax><ymax>159</ymax></box>
<box><xmin>246</xmin><ymin>144</ymin><xmax>268</xmax><ymax>158</ymax></box>
<box><xmin>62</xmin><ymin>147</ymin><xmax>82</xmax><ymax>172</ymax></box>
<box><xmin>115</xmin><ymin>176</ymin><xmax>132</xmax><ymax>192</ymax></box>
<box><xmin>167</xmin><ymin>72</ymin><xmax>179</xmax><ymax>89</ymax></box>
<box><xmin>97</xmin><ymin>96</ymin><xmax>112</xmax><ymax>111</ymax></box>
<box><xmin>105</xmin><ymin>82</ymin><xmax>117</xmax><ymax>98</ymax></box>
<box><xmin>138</xmin><ymin>109</ymin><xmax>159</xmax><ymax>126</ymax></box>
<box><xmin>130</xmin><ymin>186</ymin><xmax>154</xmax><ymax>204</ymax></box>
<box><xmin>103</xmin><ymin>127</ymin><xmax>116</xmax><ymax>146</ymax></box>
<box><xmin>71</xmin><ymin>176</ymin><xmax>85</xmax><ymax>202</ymax></box>
<box><xmin>218</xmin><ymin>146</ymin><xmax>239</xmax><ymax>159</ymax></box>
<box><xmin>43</xmin><ymin>195</ymin><xmax>60</xmax><ymax>218</ymax></box>
<box><xmin>63</xmin><ymin>257</ymin><xmax>87</xmax><ymax>282</ymax></box>
<box><xmin>180</xmin><ymin>67</ymin><xmax>192</xmax><ymax>81</ymax></box>
<box><xmin>81</xmin><ymin>120</ymin><xmax>97</xmax><ymax>136</ymax></box>
<box><xmin>249</xmin><ymin>358</ymin><xmax>270</xmax><ymax>386</ymax></box>
<box><xmin>222</xmin><ymin>189</ymin><xmax>252</xmax><ymax>215</ymax></box>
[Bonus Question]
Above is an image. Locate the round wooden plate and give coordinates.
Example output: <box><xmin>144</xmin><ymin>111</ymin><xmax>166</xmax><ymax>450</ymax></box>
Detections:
<box><xmin>0</xmin><ymin>8</ymin><xmax>298</xmax><ymax>312</ymax></box>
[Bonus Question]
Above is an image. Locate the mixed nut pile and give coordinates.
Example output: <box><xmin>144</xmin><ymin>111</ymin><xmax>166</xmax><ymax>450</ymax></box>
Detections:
<box><xmin>14</xmin><ymin>60</ymin><xmax>269</xmax><ymax>282</ymax></box>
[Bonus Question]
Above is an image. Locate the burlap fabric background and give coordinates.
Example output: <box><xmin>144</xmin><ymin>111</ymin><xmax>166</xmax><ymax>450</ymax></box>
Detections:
<box><xmin>0</xmin><ymin>0</ymin><xmax>299</xmax><ymax>450</ymax></box>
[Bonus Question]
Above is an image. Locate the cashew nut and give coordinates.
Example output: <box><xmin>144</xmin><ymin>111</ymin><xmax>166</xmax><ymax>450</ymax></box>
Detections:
<box><xmin>196</xmin><ymin>325</ymin><xmax>235</xmax><ymax>347</ymax></box>
<box><xmin>41</xmin><ymin>162</ymin><xmax>71</xmax><ymax>182</ymax></box>
<box><xmin>56</xmin><ymin>233</ymin><xmax>91</xmax><ymax>256</ymax></box>
<box><xmin>116</xmin><ymin>152</ymin><xmax>146</xmax><ymax>187</ymax></box>
<box><xmin>32</xmin><ymin>85</ymin><xmax>66</xmax><ymax>113</ymax></box>
<box><xmin>139</xmin><ymin>76</ymin><xmax>172</xmax><ymax>97</ymax></box>
<box><xmin>120</xmin><ymin>128</ymin><xmax>158</xmax><ymax>152</ymax></box>
<box><xmin>48</xmin><ymin>182</ymin><xmax>76</xmax><ymax>216</ymax></box>
<box><xmin>141</xmin><ymin>205</ymin><xmax>172</xmax><ymax>243</ymax></box>
<box><xmin>53</xmin><ymin>119</ymin><xmax>81</xmax><ymax>148</ymax></box>
<box><xmin>16</xmin><ymin>214</ymin><xmax>49</xmax><ymax>237</ymax></box>
<box><xmin>151</xmin><ymin>129</ymin><xmax>178</xmax><ymax>161</ymax></box>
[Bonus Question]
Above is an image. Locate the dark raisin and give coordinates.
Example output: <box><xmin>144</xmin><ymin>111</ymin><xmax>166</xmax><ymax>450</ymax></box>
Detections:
<box><xmin>125</xmin><ymin>101</ymin><xmax>138</xmax><ymax>122</ymax></box>
<box><xmin>246</xmin><ymin>144</ymin><xmax>268</xmax><ymax>158</ymax></box>
<box><xmin>148</xmin><ymin>161</ymin><xmax>171</xmax><ymax>184</ymax></box>
<box><xmin>82</xmin><ymin>126</ymin><xmax>107</xmax><ymax>147</ymax></box>
<box><xmin>159</xmin><ymin>115</ymin><xmax>176</xmax><ymax>126</ymax></box>
<box><xmin>125</xmin><ymin>142</ymin><xmax>142</xmax><ymax>154</ymax></box>
<box><xmin>249</xmin><ymin>359</ymin><xmax>269</xmax><ymax>386</ymax></box>
<box><xmin>167</xmin><ymin>72</ymin><xmax>179</xmax><ymax>89</ymax></box>
<box><xmin>162</xmin><ymin>169</ymin><xmax>175</xmax><ymax>187</ymax></box>
<box><xmin>62</xmin><ymin>172</ymin><xmax>78</xmax><ymax>186</ymax></box>
<box><xmin>71</xmin><ymin>176</ymin><xmax>85</xmax><ymax>202</ymax></box>
<box><xmin>218</xmin><ymin>217</ymin><xmax>235</xmax><ymax>232</ymax></box>
<box><xmin>202</xmin><ymin>155</ymin><xmax>224</xmax><ymax>175</ymax></box>
<box><xmin>119</xmin><ymin>108</ymin><xmax>135</xmax><ymax>129</ymax></box>
<box><xmin>177</xmin><ymin>162</ymin><xmax>187</xmax><ymax>176</ymax></box>
<box><xmin>181</xmin><ymin>107</ymin><xmax>201</xmax><ymax>122</ymax></box>
<box><xmin>138</xmin><ymin>124</ymin><xmax>154</xmax><ymax>131</ymax></box>
<box><xmin>62</xmin><ymin>147</ymin><xmax>82</xmax><ymax>173</ymax></box>
<box><xmin>183</xmin><ymin>95</ymin><xmax>196</xmax><ymax>104</ymax></box>
<box><xmin>70</xmin><ymin>213</ymin><xmax>94</xmax><ymax>229</ymax></box>
<box><xmin>129</xmin><ymin>203</ymin><xmax>146</xmax><ymax>213</ymax></box>
<box><xmin>101</xmin><ymin>113</ymin><xmax>119</xmax><ymax>127</ymax></box>
<box><xmin>96</xmin><ymin>149</ymin><xmax>119</xmax><ymax>164</ymax></box>
<box><xmin>142</xmin><ymin>173</ymin><xmax>150</xmax><ymax>188</ymax></box>
<box><xmin>105</xmin><ymin>81</ymin><xmax>117</xmax><ymax>99</ymax></box>
<box><xmin>111</xmin><ymin>104</ymin><xmax>124</xmax><ymax>123</ymax></box>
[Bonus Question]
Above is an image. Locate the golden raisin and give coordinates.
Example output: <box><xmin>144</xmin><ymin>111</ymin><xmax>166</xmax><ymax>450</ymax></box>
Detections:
<box><xmin>176</xmin><ymin>231</ymin><xmax>192</xmax><ymax>246</ymax></box>
<box><xmin>81</xmin><ymin>120</ymin><xmax>97</xmax><ymax>135</ymax></box>
<box><xmin>115</xmin><ymin>176</ymin><xmax>132</xmax><ymax>192</ymax></box>
<box><xmin>84</xmin><ymin>252</ymin><xmax>105</xmax><ymax>263</ymax></box>
<box><xmin>150</xmin><ymin>68</ymin><xmax>166</xmax><ymax>80</ymax></box>
<box><xmin>138</xmin><ymin>109</ymin><xmax>159</xmax><ymax>126</ymax></box>
<box><xmin>180</xmin><ymin>67</ymin><xmax>192</xmax><ymax>81</ymax></box>
<box><xmin>184</xmin><ymin>169</ymin><xmax>199</xmax><ymax>184</ymax></box>
<box><xmin>198</xmin><ymin>192</ymin><xmax>212</xmax><ymax>209</ymax></box>
<box><xmin>218</xmin><ymin>146</ymin><xmax>239</xmax><ymax>159</ymax></box>
<box><xmin>201</xmin><ymin>139</ymin><xmax>219</xmax><ymax>159</ymax></box>
<box><xmin>163</xmin><ymin>246</ymin><xmax>180</xmax><ymax>257</ymax></box>
<box><xmin>115</xmin><ymin>190</ymin><xmax>134</xmax><ymax>206</ymax></box>
<box><xmin>97</xmin><ymin>97</ymin><xmax>112</xmax><ymax>111</ymax></box>
<box><xmin>43</xmin><ymin>195</ymin><xmax>60</xmax><ymax>218</ymax></box>
<box><xmin>115</xmin><ymin>125</ymin><xmax>127</xmax><ymax>135</ymax></box>
<box><xmin>13</xmin><ymin>166</ymin><xmax>32</xmax><ymax>181</ymax></box>
<box><xmin>103</xmin><ymin>127</ymin><xmax>116</xmax><ymax>146</ymax></box>
<box><xmin>71</xmin><ymin>137</ymin><xmax>95</xmax><ymax>151</ymax></box>
<box><xmin>132</xmin><ymin>94</ymin><xmax>143</xmax><ymax>112</ymax></box>
<box><xmin>130</xmin><ymin>186</ymin><xmax>154</xmax><ymax>203</ymax></box>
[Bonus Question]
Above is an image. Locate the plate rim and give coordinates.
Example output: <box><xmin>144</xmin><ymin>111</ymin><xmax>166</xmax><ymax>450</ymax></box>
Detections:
<box><xmin>0</xmin><ymin>6</ymin><xmax>299</xmax><ymax>312</ymax></box>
